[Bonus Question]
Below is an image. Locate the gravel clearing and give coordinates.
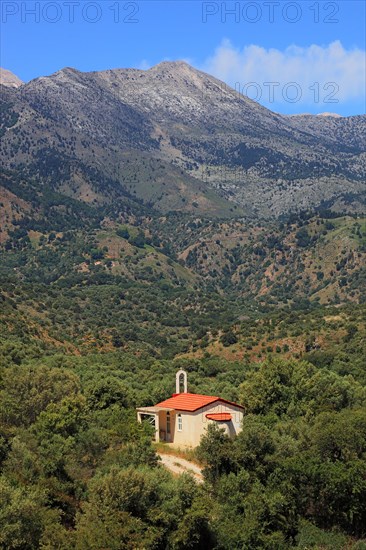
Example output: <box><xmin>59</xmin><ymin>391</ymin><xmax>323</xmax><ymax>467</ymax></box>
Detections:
<box><xmin>158</xmin><ymin>453</ymin><xmax>204</xmax><ymax>483</ymax></box>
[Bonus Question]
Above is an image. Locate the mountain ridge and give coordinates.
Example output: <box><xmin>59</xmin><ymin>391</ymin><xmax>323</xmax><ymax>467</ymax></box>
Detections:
<box><xmin>1</xmin><ymin>61</ymin><xmax>365</xmax><ymax>219</ymax></box>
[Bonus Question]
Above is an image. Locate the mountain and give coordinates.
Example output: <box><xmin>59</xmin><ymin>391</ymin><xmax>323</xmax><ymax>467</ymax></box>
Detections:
<box><xmin>0</xmin><ymin>61</ymin><xmax>365</xmax><ymax>221</ymax></box>
<box><xmin>0</xmin><ymin>68</ymin><xmax>23</xmax><ymax>88</ymax></box>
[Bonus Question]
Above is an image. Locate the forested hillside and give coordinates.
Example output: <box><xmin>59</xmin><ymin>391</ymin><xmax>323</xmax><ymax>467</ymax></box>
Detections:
<box><xmin>1</xmin><ymin>177</ymin><xmax>365</xmax><ymax>547</ymax></box>
<box><xmin>1</xmin><ymin>185</ymin><xmax>365</xmax><ymax>357</ymax></box>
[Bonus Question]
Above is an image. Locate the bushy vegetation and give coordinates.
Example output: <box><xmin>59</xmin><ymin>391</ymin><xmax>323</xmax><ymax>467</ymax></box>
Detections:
<box><xmin>197</xmin><ymin>357</ymin><xmax>366</xmax><ymax>548</ymax></box>
<box><xmin>0</xmin><ymin>352</ymin><xmax>365</xmax><ymax>549</ymax></box>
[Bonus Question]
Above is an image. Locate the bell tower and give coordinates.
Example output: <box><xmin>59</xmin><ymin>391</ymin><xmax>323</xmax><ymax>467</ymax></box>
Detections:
<box><xmin>176</xmin><ymin>369</ymin><xmax>188</xmax><ymax>394</ymax></box>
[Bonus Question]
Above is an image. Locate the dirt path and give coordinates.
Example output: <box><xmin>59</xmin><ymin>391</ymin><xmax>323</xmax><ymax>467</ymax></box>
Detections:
<box><xmin>158</xmin><ymin>453</ymin><xmax>204</xmax><ymax>483</ymax></box>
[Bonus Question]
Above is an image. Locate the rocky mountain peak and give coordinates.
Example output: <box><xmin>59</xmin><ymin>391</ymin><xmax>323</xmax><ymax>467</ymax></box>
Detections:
<box><xmin>0</xmin><ymin>68</ymin><xmax>23</xmax><ymax>88</ymax></box>
<box><xmin>1</xmin><ymin>62</ymin><xmax>365</xmax><ymax>218</ymax></box>
<box><xmin>316</xmin><ymin>112</ymin><xmax>343</xmax><ymax>118</ymax></box>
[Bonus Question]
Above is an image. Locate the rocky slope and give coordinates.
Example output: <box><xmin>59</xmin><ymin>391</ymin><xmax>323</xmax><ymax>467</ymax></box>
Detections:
<box><xmin>0</xmin><ymin>68</ymin><xmax>23</xmax><ymax>88</ymax></box>
<box><xmin>0</xmin><ymin>61</ymin><xmax>365</xmax><ymax>218</ymax></box>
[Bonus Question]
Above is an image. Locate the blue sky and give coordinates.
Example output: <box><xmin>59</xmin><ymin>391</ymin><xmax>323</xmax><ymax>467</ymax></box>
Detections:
<box><xmin>1</xmin><ymin>0</ymin><xmax>365</xmax><ymax>115</ymax></box>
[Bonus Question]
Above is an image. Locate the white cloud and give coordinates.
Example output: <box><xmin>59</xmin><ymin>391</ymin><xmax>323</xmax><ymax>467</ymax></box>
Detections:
<box><xmin>201</xmin><ymin>40</ymin><xmax>366</xmax><ymax>108</ymax></box>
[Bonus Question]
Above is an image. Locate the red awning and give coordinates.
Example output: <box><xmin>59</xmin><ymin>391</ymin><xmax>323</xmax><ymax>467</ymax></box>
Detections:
<box><xmin>206</xmin><ymin>413</ymin><xmax>232</xmax><ymax>421</ymax></box>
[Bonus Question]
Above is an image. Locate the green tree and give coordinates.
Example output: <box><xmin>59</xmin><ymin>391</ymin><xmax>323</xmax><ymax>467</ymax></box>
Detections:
<box><xmin>84</xmin><ymin>377</ymin><xmax>129</xmax><ymax>411</ymax></box>
<box><xmin>0</xmin><ymin>366</ymin><xmax>80</xmax><ymax>428</ymax></box>
<box><xmin>0</xmin><ymin>476</ymin><xmax>60</xmax><ymax>550</ymax></box>
<box><xmin>234</xmin><ymin>415</ymin><xmax>276</xmax><ymax>480</ymax></box>
<box><xmin>196</xmin><ymin>424</ymin><xmax>235</xmax><ymax>484</ymax></box>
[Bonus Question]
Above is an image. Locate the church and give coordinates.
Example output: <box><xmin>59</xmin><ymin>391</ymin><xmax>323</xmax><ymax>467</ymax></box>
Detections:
<box><xmin>136</xmin><ymin>370</ymin><xmax>244</xmax><ymax>448</ymax></box>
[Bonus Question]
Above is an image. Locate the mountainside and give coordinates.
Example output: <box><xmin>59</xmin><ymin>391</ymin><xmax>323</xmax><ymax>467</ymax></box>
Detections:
<box><xmin>1</xmin><ymin>203</ymin><xmax>365</xmax><ymax>357</ymax></box>
<box><xmin>1</xmin><ymin>62</ymin><xmax>365</xmax><ymax>219</ymax></box>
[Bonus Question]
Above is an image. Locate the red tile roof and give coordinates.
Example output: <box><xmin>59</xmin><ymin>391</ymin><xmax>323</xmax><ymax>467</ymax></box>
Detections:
<box><xmin>155</xmin><ymin>393</ymin><xmax>243</xmax><ymax>412</ymax></box>
<box><xmin>206</xmin><ymin>413</ymin><xmax>232</xmax><ymax>421</ymax></box>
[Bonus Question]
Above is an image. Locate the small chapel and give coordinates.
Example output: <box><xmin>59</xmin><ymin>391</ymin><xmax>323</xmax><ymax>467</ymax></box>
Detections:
<box><xmin>136</xmin><ymin>370</ymin><xmax>244</xmax><ymax>448</ymax></box>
